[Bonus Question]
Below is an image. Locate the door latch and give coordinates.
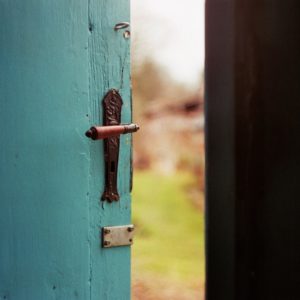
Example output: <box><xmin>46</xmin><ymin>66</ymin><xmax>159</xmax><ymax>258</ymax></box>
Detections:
<box><xmin>85</xmin><ymin>89</ymin><xmax>139</xmax><ymax>202</ymax></box>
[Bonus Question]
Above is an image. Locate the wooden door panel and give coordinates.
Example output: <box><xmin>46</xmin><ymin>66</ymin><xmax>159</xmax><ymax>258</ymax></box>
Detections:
<box><xmin>88</xmin><ymin>1</ymin><xmax>131</xmax><ymax>299</ymax></box>
<box><xmin>0</xmin><ymin>1</ymin><xmax>131</xmax><ymax>299</ymax></box>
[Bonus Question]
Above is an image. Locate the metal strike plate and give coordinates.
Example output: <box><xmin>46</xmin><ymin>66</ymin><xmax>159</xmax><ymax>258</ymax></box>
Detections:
<box><xmin>102</xmin><ymin>225</ymin><xmax>134</xmax><ymax>248</ymax></box>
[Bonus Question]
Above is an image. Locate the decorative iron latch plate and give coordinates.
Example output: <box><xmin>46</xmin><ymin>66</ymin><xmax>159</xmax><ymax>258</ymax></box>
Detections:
<box><xmin>85</xmin><ymin>89</ymin><xmax>139</xmax><ymax>202</ymax></box>
<box><xmin>101</xmin><ymin>89</ymin><xmax>123</xmax><ymax>202</ymax></box>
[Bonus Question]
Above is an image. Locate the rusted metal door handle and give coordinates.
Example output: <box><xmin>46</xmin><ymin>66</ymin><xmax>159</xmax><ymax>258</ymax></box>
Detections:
<box><xmin>85</xmin><ymin>89</ymin><xmax>139</xmax><ymax>202</ymax></box>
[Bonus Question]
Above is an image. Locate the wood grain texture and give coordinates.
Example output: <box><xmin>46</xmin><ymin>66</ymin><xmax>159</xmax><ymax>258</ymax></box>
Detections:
<box><xmin>206</xmin><ymin>1</ymin><xmax>300</xmax><ymax>299</ymax></box>
<box><xmin>205</xmin><ymin>1</ymin><xmax>235</xmax><ymax>299</ymax></box>
<box><xmin>88</xmin><ymin>0</ymin><xmax>131</xmax><ymax>299</ymax></box>
<box><xmin>0</xmin><ymin>0</ymin><xmax>131</xmax><ymax>299</ymax></box>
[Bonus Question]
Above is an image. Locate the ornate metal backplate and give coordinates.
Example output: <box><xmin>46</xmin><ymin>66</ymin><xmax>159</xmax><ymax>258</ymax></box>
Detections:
<box><xmin>102</xmin><ymin>89</ymin><xmax>123</xmax><ymax>202</ymax></box>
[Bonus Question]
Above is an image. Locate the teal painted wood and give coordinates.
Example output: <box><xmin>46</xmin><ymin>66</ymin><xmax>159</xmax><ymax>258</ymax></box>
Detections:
<box><xmin>0</xmin><ymin>0</ymin><xmax>131</xmax><ymax>299</ymax></box>
<box><xmin>88</xmin><ymin>1</ymin><xmax>132</xmax><ymax>299</ymax></box>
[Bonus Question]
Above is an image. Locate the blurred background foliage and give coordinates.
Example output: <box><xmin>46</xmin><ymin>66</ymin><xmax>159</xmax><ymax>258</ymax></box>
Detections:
<box><xmin>131</xmin><ymin>1</ymin><xmax>205</xmax><ymax>299</ymax></box>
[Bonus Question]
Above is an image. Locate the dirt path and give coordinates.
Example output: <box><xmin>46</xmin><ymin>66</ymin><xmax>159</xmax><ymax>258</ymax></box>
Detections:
<box><xmin>132</xmin><ymin>278</ymin><xmax>204</xmax><ymax>300</ymax></box>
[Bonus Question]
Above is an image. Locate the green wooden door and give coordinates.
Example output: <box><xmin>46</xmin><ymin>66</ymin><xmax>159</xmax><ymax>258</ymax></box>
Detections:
<box><xmin>0</xmin><ymin>1</ymin><xmax>131</xmax><ymax>299</ymax></box>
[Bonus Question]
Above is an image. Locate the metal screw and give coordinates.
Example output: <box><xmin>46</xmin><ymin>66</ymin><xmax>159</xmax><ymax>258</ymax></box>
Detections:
<box><xmin>127</xmin><ymin>227</ymin><xmax>134</xmax><ymax>232</ymax></box>
<box><xmin>123</xmin><ymin>30</ymin><xmax>130</xmax><ymax>39</ymax></box>
<box><xmin>129</xmin><ymin>239</ymin><xmax>133</xmax><ymax>243</ymax></box>
<box><xmin>103</xmin><ymin>241</ymin><xmax>110</xmax><ymax>246</ymax></box>
<box><xmin>103</xmin><ymin>229</ymin><xmax>111</xmax><ymax>234</ymax></box>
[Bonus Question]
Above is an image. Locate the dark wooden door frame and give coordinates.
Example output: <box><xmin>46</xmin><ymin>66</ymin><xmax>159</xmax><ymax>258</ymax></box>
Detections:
<box><xmin>205</xmin><ymin>1</ymin><xmax>300</xmax><ymax>299</ymax></box>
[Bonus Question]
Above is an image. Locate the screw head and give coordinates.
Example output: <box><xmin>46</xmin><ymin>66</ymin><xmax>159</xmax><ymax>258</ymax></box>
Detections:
<box><xmin>127</xmin><ymin>227</ymin><xmax>134</xmax><ymax>232</ymax></box>
<box><xmin>103</xmin><ymin>241</ymin><xmax>110</xmax><ymax>246</ymax></box>
<box><xmin>103</xmin><ymin>229</ymin><xmax>111</xmax><ymax>234</ymax></box>
<box><xmin>123</xmin><ymin>30</ymin><xmax>131</xmax><ymax>39</ymax></box>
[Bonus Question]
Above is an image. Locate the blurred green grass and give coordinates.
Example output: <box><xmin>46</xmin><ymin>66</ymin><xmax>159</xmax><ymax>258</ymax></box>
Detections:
<box><xmin>132</xmin><ymin>170</ymin><xmax>205</xmax><ymax>286</ymax></box>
